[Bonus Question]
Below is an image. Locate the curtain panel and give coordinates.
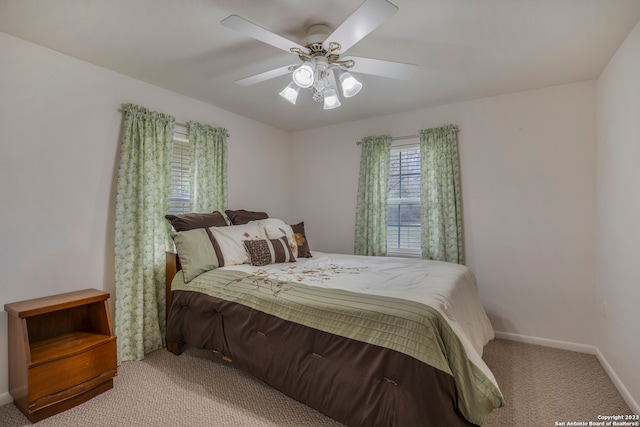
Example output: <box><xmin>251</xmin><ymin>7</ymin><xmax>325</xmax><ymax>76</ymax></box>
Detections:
<box><xmin>187</xmin><ymin>122</ymin><xmax>228</xmax><ymax>212</ymax></box>
<box><xmin>354</xmin><ymin>135</ymin><xmax>392</xmax><ymax>256</ymax></box>
<box><xmin>114</xmin><ymin>104</ymin><xmax>175</xmax><ymax>363</ymax></box>
<box><xmin>420</xmin><ymin>124</ymin><xmax>464</xmax><ymax>264</ymax></box>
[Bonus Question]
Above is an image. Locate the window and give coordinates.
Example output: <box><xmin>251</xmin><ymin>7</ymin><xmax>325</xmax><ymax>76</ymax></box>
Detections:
<box><xmin>387</xmin><ymin>143</ymin><xmax>421</xmax><ymax>257</ymax></box>
<box><xmin>168</xmin><ymin>137</ymin><xmax>191</xmax><ymax>214</ymax></box>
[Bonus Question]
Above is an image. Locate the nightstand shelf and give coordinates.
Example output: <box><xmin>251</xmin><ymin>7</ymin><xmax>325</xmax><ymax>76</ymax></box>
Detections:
<box><xmin>5</xmin><ymin>289</ymin><xmax>117</xmax><ymax>422</ymax></box>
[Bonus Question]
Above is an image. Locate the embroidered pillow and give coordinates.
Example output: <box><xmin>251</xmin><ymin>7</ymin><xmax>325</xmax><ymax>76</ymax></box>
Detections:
<box><xmin>244</xmin><ymin>237</ymin><xmax>296</xmax><ymax>266</ymax></box>
<box><xmin>252</xmin><ymin>218</ymin><xmax>298</xmax><ymax>258</ymax></box>
<box><xmin>209</xmin><ymin>223</ymin><xmax>265</xmax><ymax>266</ymax></box>
<box><xmin>291</xmin><ymin>221</ymin><xmax>312</xmax><ymax>258</ymax></box>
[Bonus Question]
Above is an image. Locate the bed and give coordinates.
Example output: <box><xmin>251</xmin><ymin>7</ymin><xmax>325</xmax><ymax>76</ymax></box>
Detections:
<box><xmin>164</xmin><ymin>212</ymin><xmax>504</xmax><ymax>427</ymax></box>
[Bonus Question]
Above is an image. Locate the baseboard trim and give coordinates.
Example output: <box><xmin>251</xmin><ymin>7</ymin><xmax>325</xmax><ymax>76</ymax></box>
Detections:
<box><xmin>494</xmin><ymin>330</ymin><xmax>639</xmax><ymax>414</ymax></box>
<box><xmin>0</xmin><ymin>391</ymin><xmax>12</xmax><ymax>406</ymax></box>
<box><xmin>494</xmin><ymin>330</ymin><xmax>598</xmax><ymax>354</ymax></box>
<box><xmin>594</xmin><ymin>348</ymin><xmax>640</xmax><ymax>415</ymax></box>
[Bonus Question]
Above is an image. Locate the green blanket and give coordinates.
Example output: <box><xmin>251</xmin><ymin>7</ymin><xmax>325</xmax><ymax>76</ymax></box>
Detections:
<box><xmin>172</xmin><ymin>268</ymin><xmax>503</xmax><ymax>425</ymax></box>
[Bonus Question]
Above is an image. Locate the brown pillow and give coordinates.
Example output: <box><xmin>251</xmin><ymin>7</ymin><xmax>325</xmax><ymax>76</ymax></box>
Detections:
<box><xmin>291</xmin><ymin>222</ymin><xmax>312</xmax><ymax>258</ymax></box>
<box><xmin>165</xmin><ymin>211</ymin><xmax>228</xmax><ymax>231</ymax></box>
<box><xmin>225</xmin><ymin>209</ymin><xmax>269</xmax><ymax>225</ymax></box>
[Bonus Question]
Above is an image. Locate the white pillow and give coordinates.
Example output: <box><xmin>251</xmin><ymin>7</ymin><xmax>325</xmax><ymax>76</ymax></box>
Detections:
<box><xmin>252</xmin><ymin>218</ymin><xmax>298</xmax><ymax>258</ymax></box>
<box><xmin>209</xmin><ymin>223</ymin><xmax>265</xmax><ymax>266</ymax></box>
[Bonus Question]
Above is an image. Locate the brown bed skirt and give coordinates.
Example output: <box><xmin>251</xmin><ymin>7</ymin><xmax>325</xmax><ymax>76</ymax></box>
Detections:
<box><xmin>165</xmin><ymin>289</ymin><xmax>477</xmax><ymax>427</ymax></box>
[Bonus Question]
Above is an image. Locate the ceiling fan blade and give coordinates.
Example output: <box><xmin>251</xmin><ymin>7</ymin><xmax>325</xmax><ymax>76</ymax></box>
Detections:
<box><xmin>323</xmin><ymin>0</ymin><xmax>398</xmax><ymax>54</ymax></box>
<box><xmin>221</xmin><ymin>15</ymin><xmax>307</xmax><ymax>53</ymax></box>
<box><xmin>348</xmin><ymin>56</ymin><xmax>418</xmax><ymax>80</ymax></box>
<box><xmin>235</xmin><ymin>65</ymin><xmax>294</xmax><ymax>86</ymax></box>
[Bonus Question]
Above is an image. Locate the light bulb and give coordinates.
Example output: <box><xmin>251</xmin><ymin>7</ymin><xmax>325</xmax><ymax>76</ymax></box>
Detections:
<box><xmin>323</xmin><ymin>88</ymin><xmax>342</xmax><ymax>110</ymax></box>
<box><xmin>292</xmin><ymin>62</ymin><xmax>314</xmax><ymax>88</ymax></box>
<box><xmin>339</xmin><ymin>71</ymin><xmax>362</xmax><ymax>98</ymax></box>
<box><xmin>279</xmin><ymin>82</ymin><xmax>300</xmax><ymax>104</ymax></box>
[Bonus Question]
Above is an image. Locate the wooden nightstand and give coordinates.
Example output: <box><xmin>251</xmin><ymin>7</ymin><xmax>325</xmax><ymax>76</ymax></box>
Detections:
<box><xmin>4</xmin><ymin>289</ymin><xmax>117</xmax><ymax>422</ymax></box>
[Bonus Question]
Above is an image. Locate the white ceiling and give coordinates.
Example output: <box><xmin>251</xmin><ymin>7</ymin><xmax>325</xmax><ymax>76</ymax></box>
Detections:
<box><xmin>2</xmin><ymin>0</ymin><xmax>640</xmax><ymax>132</ymax></box>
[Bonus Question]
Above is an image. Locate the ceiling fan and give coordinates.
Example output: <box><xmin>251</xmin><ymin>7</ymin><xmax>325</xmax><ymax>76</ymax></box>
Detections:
<box><xmin>221</xmin><ymin>0</ymin><xmax>418</xmax><ymax>110</ymax></box>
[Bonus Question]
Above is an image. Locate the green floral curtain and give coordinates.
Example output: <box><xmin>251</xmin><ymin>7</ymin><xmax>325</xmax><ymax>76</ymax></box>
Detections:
<box><xmin>354</xmin><ymin>135</ymin><xmax>392</xmax><ymax>256</ymax></box>
<box><xmin>188</xmin><ymin>121</ymin><xmax>228</xmax><ymax>212</ymax></box>
<box><xmin>420</xmin><ymin>124</ymin><xmax>464</xmax><ymax>264</ymax></box>
<box><xmin>115</xmin><ymin>104</ymin><xmax>175</xmax><ymax>363</ymax></box>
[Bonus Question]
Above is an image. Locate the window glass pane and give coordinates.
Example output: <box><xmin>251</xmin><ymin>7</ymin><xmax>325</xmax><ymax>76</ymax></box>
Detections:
<box><xmin>387</xmin><ymin>226</ymin><xmax>421</xmax><ymax>249</ymax></box>
<box><xmin>386</xmin><ymin>145</ymin><xmax>421</xmax><ymax>255</ymax></box>
<box><xmin>387</xmin><ymin>203</ymin><xmax>421</xmax><ymax>250</ymax></box>
<box><xmin>388</xmin><ymin>148</ymin><xmax>420</xmax><ymax>198</ymax></box>
<box><xmin>388</xmin><ymin>175</ymin><xmax>401</xmax><ymax>199</ymax></box>
<box><xmin>401</xmin><ymin>150</ymin><xmax>420</xmax><ymax>173</ymax></box>
<box><xmin>387</xmin><ymin>203</ymin><xmax>400</xmax><ymax>225</ymax></box>
<box><xmin>397</xmin><ymin>225</ymin><xmax>421</xmax><ymax>249</ymax></box>
<box><xmin>389</xmin><ymin>152</ymin><xmax>400</xmax><ymax>175</ymax></box>
<box><xmin>400</xmin><ymin>203</ymin><xmax>421</xmax><ymax>225</ymax></box>
<box><xmin>400</xmin><ymin>175</ymin><xmax>420</xmax><ymax>198</ymax></box>
<box><xmin>168</xmin><ymin>139</ymin><xmax>191</xmax><ymax>215</ymax></box>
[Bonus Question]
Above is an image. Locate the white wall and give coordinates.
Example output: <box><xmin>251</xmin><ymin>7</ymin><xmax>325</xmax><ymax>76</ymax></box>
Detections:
<box><xmin>0</xmin><ymin>32</ymin><xmax>292</xmax><ymax>403</ymax></box>
<box><xmin>291</xmin><ymin>81</ymin><xmax>597</xmax><ymax>348</ymax></box>
<box><xmin>596</xmin><ymin>20</ymin><xmax>640</xmax><ymax>412</ymax></box>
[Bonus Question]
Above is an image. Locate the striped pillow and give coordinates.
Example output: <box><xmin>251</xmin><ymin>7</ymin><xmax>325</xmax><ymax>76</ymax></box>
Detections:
<box><xmin>244</xmin><ymin>237</ymin><xmax>296</xmax><ymax>266</ymax></box>
<box><xmin>172</xmin><ymin>223</ymin><xmax>265</xmax><ymax>282</ymax></box>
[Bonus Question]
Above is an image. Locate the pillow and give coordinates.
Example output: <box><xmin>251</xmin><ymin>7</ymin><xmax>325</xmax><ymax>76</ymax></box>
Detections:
<box><xmin>171</xmin><ymin>228</ymin><xmax>223</xmax><ymax>282</ymax></box>
<box><xmin>225</xmin><ymin>209</ymin><xmax>269</xmax><ymax>225</ymax></box>
<box><xmin>166</xmin><ymin>211</ymin><xmax>228</xmax><ymax>231</ymax></box>
<box><xmin>209</xmin><ymin>223</ymin><xmax>265</xmax><ymax>266</ymax></box>
<box><xmin>252</xmin><ymin>218</ymin><xmax>298</xmax><ymax>258</ymax></box>
<box><xmin>171</xmin><ymin>223</ymin><xmax>265</xmax><ymax>282</ymax></box>
<box><xmin>291</xmin><ymin>222</ymin><xmax>312</xmax><ymax>258</ymax></box>
<box><xmin>244</xmin><ymin>237</ymin><xmax>296</xmax><ymax>266</ymax></box>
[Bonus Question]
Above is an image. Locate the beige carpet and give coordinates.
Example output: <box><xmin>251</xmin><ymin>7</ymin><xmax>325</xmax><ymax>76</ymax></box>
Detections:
<box><xmin>482</xmin><ymin>340</ymin><xmax>632</xmax><ymax>427</ymax></box>
<box><xmin>0</xmin><ymin>339</ymin><xmax>632</xmax><ymax>426</ymax></box>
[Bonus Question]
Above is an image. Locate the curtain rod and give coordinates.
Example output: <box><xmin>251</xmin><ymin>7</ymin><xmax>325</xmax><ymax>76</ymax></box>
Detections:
<box><xmin>118</xmin><ymin>107</ymin><xmax>187</xmax><ymax>128</ymax></box>
<box><xmin>355</xmin><ymin>130</ymin><xmax>461</xmax><ymax>145</ymax></box>
<box><xmin>355</xmin><ymin>134</ymin><xmax>419</xmax><ymax>145</ymax></box>
<box><xmin>118</xmin><ymin>108</ymin><xmax>229</xmax><ymax>137</ymax></box>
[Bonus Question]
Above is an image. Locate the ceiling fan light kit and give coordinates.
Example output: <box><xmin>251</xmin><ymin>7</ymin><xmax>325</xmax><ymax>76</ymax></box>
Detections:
<box><xmin>221</xmin><ymin>0</ymin><xmax>418</xmax><ymax>110</ymax></box>
<box><xmin>286</xmin><ymin>55</ymin><xmax>354</xmax><ymax>107</ymax></box>
<box><xmin>292</xmin><ymin>62</ymin><xmax>315</xmax><ymax>88</ymax></box>
<box><xmin>278</xmin><ymin>81</ymin><xmax>300</xmax><ymax>105</ymax></box>
<box><xmin>339</xmin><ymin>71</ymin><xmax>363</xmax><ymax>98</ymax></box>
<box><xmin>322</xmin><ymin>87</ymin><xmax>342</xmax><ymax>110</ymax></box>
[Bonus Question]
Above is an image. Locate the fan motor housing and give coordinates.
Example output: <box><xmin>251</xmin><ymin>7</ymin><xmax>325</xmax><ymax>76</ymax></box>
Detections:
<box><xmin>303</xmin><ymin>24</ymin><xmax>332</xmax><ymax>46</ymax></box>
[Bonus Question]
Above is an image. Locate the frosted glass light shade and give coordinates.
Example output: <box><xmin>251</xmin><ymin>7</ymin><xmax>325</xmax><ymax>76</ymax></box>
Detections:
<box><xmin>279</xmin><ymin>82</ymin><xmax>300</xmax><ymax>104</ymax></box>
<box><xmin>292</xmin><ymin>62</ymin><xmax>314</xmax><ymax>88</ymax></box>
<box><xmin>339</xmin><ymin>71</ymin><xmax>362</xmax><ymax>98</ymax></box>
<box><xmin>323</xmin><ymin>88</ymin><xmax>342</xmax><ymax>110</ymax></box>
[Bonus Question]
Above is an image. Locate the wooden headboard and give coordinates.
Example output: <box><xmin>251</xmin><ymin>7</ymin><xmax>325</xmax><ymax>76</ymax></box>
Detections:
<box><xmin>165</xmin><ymin>252</ymin><xmax>181</xmax><ymax>321</ymax></box>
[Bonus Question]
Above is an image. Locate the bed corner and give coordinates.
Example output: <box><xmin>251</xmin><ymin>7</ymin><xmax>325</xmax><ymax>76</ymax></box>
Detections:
<box><xmin>165</xmin><ymin>251</ymin><xmax>182</xmax><ymax>355</ymax></box>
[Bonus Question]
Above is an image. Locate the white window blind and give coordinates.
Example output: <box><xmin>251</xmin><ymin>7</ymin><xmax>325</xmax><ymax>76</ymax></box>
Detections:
<box><xmin>387</xmin><ymin>144</ymin><xmax>421</xmax><ymax>257</ymax></box>
<box><xmin>168</xmin><ymin>137</ymin><xmax>191</xmax><ymax>215</ymax></box>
